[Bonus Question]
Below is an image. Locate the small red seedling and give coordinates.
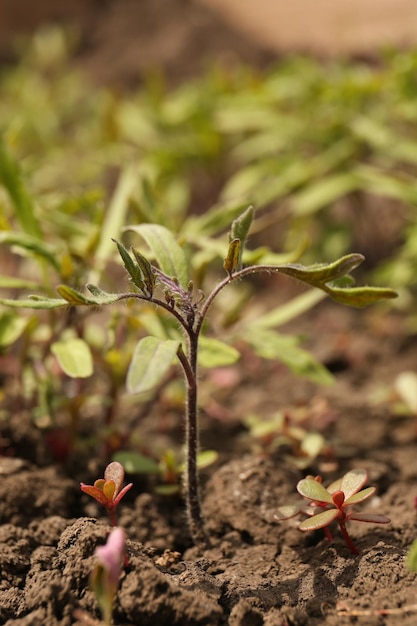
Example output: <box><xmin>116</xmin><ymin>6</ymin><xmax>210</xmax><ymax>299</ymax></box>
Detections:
<box><xmin>275</xmin><ymin>468</ymin><xmax>390</xmax><ymax>554</ymax></box>
<box><xmin>80</xmin><ymin>462</ymin><xmax>133</xmax><ymax>526</ymax></box>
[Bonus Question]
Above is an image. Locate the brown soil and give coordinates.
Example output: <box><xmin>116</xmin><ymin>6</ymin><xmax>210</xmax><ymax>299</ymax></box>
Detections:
<box><xmin>1</xmin><ymin>2</ymin><xmax>417</xmax><ymax>625</ymax></box>
<box><xmin>1</xmin><ymin>302</ymin><xmax>417</xmax><ymax>626</ymax></box>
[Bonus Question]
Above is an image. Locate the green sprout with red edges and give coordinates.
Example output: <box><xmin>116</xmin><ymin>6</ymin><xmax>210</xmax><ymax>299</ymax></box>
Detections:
<box><xmin>275</xmin><ymin>468</ymin><xmax>390</xmax><ymax>554</ymax></box>
<box><xmin>80</xmin><ymin>462</ymin><xmax>133</xmax><ymax>527</ymax></box>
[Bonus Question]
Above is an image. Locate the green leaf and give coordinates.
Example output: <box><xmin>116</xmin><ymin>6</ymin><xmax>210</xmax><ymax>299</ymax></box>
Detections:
<box><xmin>323</xmin><ymin>284</ymin><xmax>398</xmax><ymax>307</ymax></box>
<box><xmin>340</xmin><ymin>468</ymin><xmax>367</xmax><ymax>500</ymax></box>
<box><xmin>277</xmin><ymin>254</ymin><xmax>397</xmax><ymax>307</ymax></box>
<box><xmin>299</xmin><ymin>508</ymin><xmax>340</xmax><ymax>531</ymax></box>
<box><xmin>243</xmin><ymin>329</ymin><xmax>334</xmax><ymax>385</ymax></box>
<box><xmin>0</xmin><ymin>295</ymin><xmax>67</xmax><ymax>309</ymax></box>
<box><xmin>0</xmin><ymin>312</ymin><xmax>28</xmax><ymax>346</ymax></box>
<box><xmin>51</xmin><ymin>337</ymin><xmax>93</xmax><ymax>378</ymax></box>
<box><xmin>292</xmin><ymin>173</ymin><xmax>359</xmax><ymax>216</ymax></box>
<box><xmin>112</xmin><ymin>239</ymin><xmax>146</xmax><ymax>292</ymax></box>
<box><xmin>127</xmin><ymin>336</ymin><xmax>180</xmax><ymax>394</ymax></box>
<box><xmin>279</xmin><ymin>254</ymin><xmax>364</xmax><ymax>288</ymax></box>
<box><xmin>131</xmin><ymin>247</ymin><xmax>156</xmax><ymax>296</ymax></box>
<box><xmin>345</xmin><ymin>487</ymin><xmax>375</xmax><ymax>506</ymax></box>
<box><xmin>125</xmin><ymin>224</ymin><xmax>189</xmax><ymax>287</ymax></box>
<box><xmin>0</xmin><ymin>276</ymin><xmax>38</xmax><ymax>289</ymax></box>
<box><xmin>112</xmin><ymin>451</ymin><xmax>160</xmax><ymax>475</ymax></box>
<box><xmin>198</xmin><ymin>336</ymin><xmax>240</xmax><ymax>368</ymax></box>
<box><xmin>0</xmin><ymin>231</ymin><xmax>60</xmax><ymax>271</ymax></box>
<box><xmin>93</xmin><ymin>164</ymin><xmax>138</xmax><ymax>274</ymax></box>
<box><xmin>229</xmin><ymin>205</ymin><xmax>254</xmax><ymax>269</ymax></box>
<box><xmin>223</xmin><ymin>238</ymin><xmax>241</xmax><ymax>276</ymax></box>
<box><xmin>0</xmin><ymin>140</ymin><xmax>42</xmax><ymax>238</ymax></box>
<box><xmin>57</xmin><ymin>285</ymin><xmax>120</xmax><ymax>306</ymax></box>
<box><xmin>250</xmin><ymin>289</ymin><xmax>326</xmax><ymax>329</ymax></box>
<box><xmin>297</xmin><ymin>477</ymin><xmax>333</xmax><ymax>503</ymax></box>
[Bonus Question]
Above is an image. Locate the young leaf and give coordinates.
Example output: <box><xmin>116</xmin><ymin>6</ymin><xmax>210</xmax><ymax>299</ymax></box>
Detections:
<box><xmin>112</xmin><ymin>239</ymin><xmax>146</xmax><ymax>293</ymax></box>
<box><xmin>277</xmin><ymin>254</ymin><xmax>398</xmax><ymax>307</ymax></box>
<box><xmin>57</xmin><ymin>285</ymin><xmax>120</xmax><ymax>306</ymax></box>
<box><xmin>104</xmin><ymin>461</ymin><xmax>125</xmax><ymax>493</ymax></box>
<box><xmin>227</xmin><ymin>205</ymin><xmax>254</xmax><ymax>270</ymax></box>
<box><xmin>322</xmin><ymin>285</ymin><xmax>398</xmax><ymax>308</ymax></box>
<box><xmin>279</xmin><ymin>254</ymin><xmax>365</xmax><ymax>288</ymax></box>
<box><xmin>297</xmin><ymin>477</ymin><xmax>333</xmax><ymax>503</ymax></box>
<box><xmin>51</xmin><ymin>337</ymin><xmax>93</xmax><ymax>378</ymax></box>
<box><xmin>125</xmin><ymin>224</ymin><xmax>189</xmax><ymax>287</ymax></box>
<box><xmin>131</xmin><ymin>247</ymin><xmax>155</xmax><ymax>296</ymax></box>
<box><xmin>86</xmin><ymin>284</ymin><xmax>120</xmax><ymax>306</ymax></box>
<box><xmin>299</xmin><ymin>508</ymin><xmax>340</xmax><ymax>531</ymax></box>
<box><xmin>230</xmin><ymin>205</ymin><xmax>254</xmax><ymax>244</ymax></box>
<box><xmin>340</xmin><ymin>469</ymin><xmax>368</xmax><ymax>500</ymax></box>
<box><xmin>223</xmin><ymin>238</ymin><xmax>241</xmax><ymax>277</ymax></box>
<box><xmin>127</xmin><ymin>336</ymin><xmax>181</xmax><ymax>394</ymax></box>
<box><xmin>344</xmin><ymin>487</ymin><xmax>375</xmax><ymax>506</ymax></box>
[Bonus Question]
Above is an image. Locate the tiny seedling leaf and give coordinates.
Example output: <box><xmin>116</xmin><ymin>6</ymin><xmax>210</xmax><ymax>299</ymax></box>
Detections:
<box><xmin>344</xmin><ymin>487</ymin><xmax>375</xmax><ymax>506</ymax></box>
<box><xmin>104</xmin><ymin>462</ymin><xmax>125</xmax><ymax>493</ymax></box>
<box><xmin>340</xmin><ymin>469</ymin><xmax>368</xmax><ymax>500</ymax></box>
<box><xmin>297</xmin><ymin>477</ymin><xmax>333</xmax><ymax>503</ymax></box>
<box><xmin>299</xmin><ymin>508</ymin><xmax>340</xmax><ymax>531</ymax></box>
<box><xmin>51</xmin><ymin>337</ymin><xmax>93</xmax><ymax>378</ymax></box>
<box><xmin>230</xmin><ymin>205</ymin><xmax>254</xmax><ymax>244</ymax></box>
<box><xmin>57</xmin><ymin>285</ymin><xmax>120</xmax><ymax>306</ymax></box>
<box><xmin>131</xmin><ymin>247</ymin><xmax>155</xmax><ymax>296</ymax></box>
<box><xmin>127</xmin><ymin>336</ymin><xmax>181</xmax><ymax>394</ymax></box>
<box><xmin>223</xmin><ymin>238</ymin><xmax>241</xmax><ymax>276</ymax></box>
<box><xmin>124</xmin><ymin>224</ymin><xmax>189</xmax><ymax>287</ymax></box>
<box><xmin>112</xmin><ymin>239</ymin><xmax>146</xmax><ymax>292</ymax></box>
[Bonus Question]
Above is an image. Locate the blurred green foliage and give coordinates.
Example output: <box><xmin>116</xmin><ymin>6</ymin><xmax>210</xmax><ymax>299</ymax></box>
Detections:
<box><xmin>0</xmin><ymin>28</ymin><xmax>406</xmax><ymax>454</ymax></box>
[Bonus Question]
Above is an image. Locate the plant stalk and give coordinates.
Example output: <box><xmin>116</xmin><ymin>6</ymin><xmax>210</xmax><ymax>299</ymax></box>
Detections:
<box><xmin>177</xmin><ymin>341</ymin><xmax>210</xmax><ymax>547</ymax></box>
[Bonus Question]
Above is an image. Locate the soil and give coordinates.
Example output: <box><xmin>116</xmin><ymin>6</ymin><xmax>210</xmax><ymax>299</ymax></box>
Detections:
<box><xmin>1</xmin><ymin>300</ymin><xmax>417</xmax><ymax>626</ymax></box>
<box><xmin>1</xmin><ymin>1</ymin><xmax>417</xmax><ymax>625</ymax></box>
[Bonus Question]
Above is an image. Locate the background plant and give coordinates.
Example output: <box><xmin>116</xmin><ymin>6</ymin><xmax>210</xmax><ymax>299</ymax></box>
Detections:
<box><xmin>275</xmin><ymin>469</ymin><xmax>391</xmax><ymax>554</ymax></box>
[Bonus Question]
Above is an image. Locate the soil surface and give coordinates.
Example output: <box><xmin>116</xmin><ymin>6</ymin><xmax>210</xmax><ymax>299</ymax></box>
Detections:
<box><xmin>1</xmin><ymin>2</ymin><xmax>417</xmax><ymax>625</ymax></box>
<box><xmin>1</xmin><ymin>301</ymin><xmax>417</xmax><ymax>626</ymax></box>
